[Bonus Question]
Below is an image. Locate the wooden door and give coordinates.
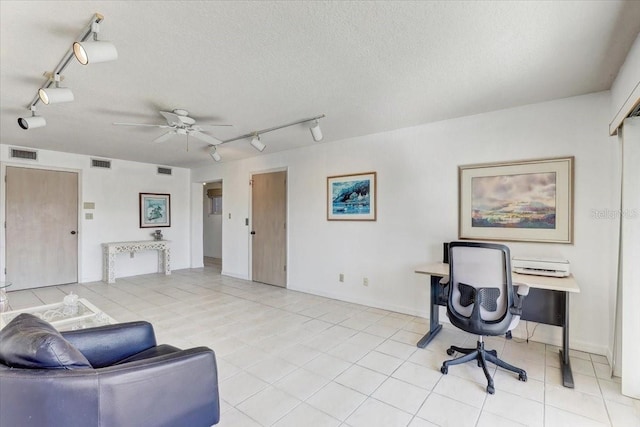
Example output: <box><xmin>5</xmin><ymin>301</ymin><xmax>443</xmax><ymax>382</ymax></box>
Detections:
<box><xmin>6</xmin><ymin>167</ymin><xmax>78</xmax><ymax>290</ymax></box>
<box><xmin>251</xmin><ymin>171</ymin><xmax>287</xmax><ymax>287</ymax></box>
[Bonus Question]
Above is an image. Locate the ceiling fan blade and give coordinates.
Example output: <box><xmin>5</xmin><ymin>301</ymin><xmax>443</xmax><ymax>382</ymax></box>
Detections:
<box><xmin>159</xmin><ymin>111</ymin><xmax>184</xmax><ymax>127</ymax></box>
<box><xmin>198</xmin><ymin>124</ymin><xmax>233</xmax><ymax>130</ymax></box>
<box><xmin>113</xmin><ymin>122</ymin><xmax>171</xmax><ymax>128</ymax></box>
<box><xmin>190</xmin><ymin>131</ymin><xmax>223</xmax><ymax>145</ymax></box>
<box><xmin>154</xmin><ymin>131</ymin><xmax>176</xmax><ymax>143</ymax></box>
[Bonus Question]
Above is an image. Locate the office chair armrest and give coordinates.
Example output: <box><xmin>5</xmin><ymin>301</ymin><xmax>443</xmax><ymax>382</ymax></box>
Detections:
<box><xmin>509</xmin><ymin>283</ymin><xmax>530</xmax><ymax>316</ymax></box>
<box><xmin>515</xmin><ymin>283</ymin><xmax>530</xmax><ymax>296</ymax></box>
<box><xmin>439</xmin><ymin>276</ymin><xmax>449</xmax><ymax>285</ymax></box>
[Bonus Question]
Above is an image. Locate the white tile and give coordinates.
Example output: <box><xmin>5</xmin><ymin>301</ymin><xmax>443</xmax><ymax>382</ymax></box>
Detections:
<box><xmin>273</xmin><ymin>342</ymin><xmax>322</xmax><ymax>366</ymax></box>
<box><xmin>345</xmin><ymin>397</ymin><xmax>413</xmax><ymax>427</ymax></box>
<box><xmin>245</xmin><ymin>355</ymin><xmax>298</xmax><ymax>384</ymax></box>
<box><xmin>392</xmin><ymin>360</ymin><xmax>442</xmax><ymax>390</ymax></box>
<box><xmin>216</xmin><ymin>407</ymin><xmax>262</xmax><ymax>427</ymax></box>
<box><xmin>334</xmin><ymin>364</ymin><xmax>387</xmax><ymax>395</ymax></box>
<box><xmin>476</xmin><ymin>411</ymin><xmax>527</xmax><ymax>427</ymax></box>
<box><xmin>599</xmin><ymin>378</ymin><xmax>638</xmax><ymax>407</ymax></box>
<box><xmin>356</xmin><ymin>350</ymin><xmax>404</xmax><ymax>375</ymax></box>
<box><xmin>433</xmin><ymin>374</ymin><xmax>488</xmax><ymax>409</ymax></box>
<box><xmin>236</xmin><ymin>386</ymin><xmax>301</xmax><ymax>426</ymax></box>
<box><xmin>220</xmin><ymin>371</ymin><xmax>269</xmax><ymax>406</ymax></box>
<box><xmin>493</xmin><ymin>370</ymin><xmax>544</xmax><ymax>402</ymax></box>
<box><xmin>483</xmin><ymin>390</ymin><xmax>544</xmax><ymax>426</ymax></box>
<box><xmin>372</xmin><ymin>377</ymin><xmax>431</xmax><ymax>414</ymax></box>
<box><xmin>375</xmin><ymin>339</ymin><xmax>418</xmax><ymax>360</ymax></box>
<box><xmin>274</xmin><ymin>368</ymin><xmax>330</xmax><ymax>400</ymax></box>
<box><xmin>272</xmin><ymin>403</ymin><xmax>340</xmax><ymax>427</ymax></box>
<box><xmin>545</xmin><ymin>383</ymin><xmax>610</xmax><ymax>424</ymax></box>
<box><xmin>544</xmin><ymin>405</ymin><xmax>611</xmax><ymax>427</ymax></box>
<box><xmin>306</xmin><ymin>382</ymin><xmax>367</xmax><ymax>421</ymax></box>
<box><xmin>303</xmin><ymin>353</ymin><xmax>353</xmax><ymax>379</ymax></box>
<box><xmin>416</xmin><ymin>393</ymin><xmax>480</xmax><ymax>427</ymax></box>
<box><xmin>605</xmin><ymin>399</ymin><xmax>640</xmax><ymax>427</ymax></box>
<box><xmin>570</xmin><ymin>356</ymin><xmax>596</xmax><ymax>377</ymax></box>
<box><xmin>407</xmin><ymin>417</ymin><xmax>439</xmax><ymax>427</ymax></box>
<box><xmin>327</xmin><ymin>341</ymin><xmax>371</xmax><ymax>363</ymax></box>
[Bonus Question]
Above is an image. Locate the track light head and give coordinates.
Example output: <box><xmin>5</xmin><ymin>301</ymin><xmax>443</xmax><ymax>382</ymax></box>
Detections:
<box><xmin>250</xmin><ymin>135</ymin><xmax>266</xmax><ymax>152</ymax></box>
<box><xmin>310</xmin><ymin>119</ymin><xmax>323</xmax><ymax>141</ymax></box>
<box><xmin>73</xmin><ymin>41</ymin><xmax>118</xmax><ymax>65</ymax></box>
<box><xmin>38</xmin><ymin>87</ymin><xmax>74</xmax><ymax>105</ymax></box>
<box><xmin>18</xmin><ymin>113</ymin><xmax>46</xmax><ymax>130</ymax></box>
<box><xmin>210</xmin><ymin>147</ymin><xmax>222</xmax><ymax>162</ymax></box>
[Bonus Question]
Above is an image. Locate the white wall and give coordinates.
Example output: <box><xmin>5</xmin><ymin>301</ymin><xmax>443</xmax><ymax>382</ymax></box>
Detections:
<box><xmin>0</xmin><ymin>146</ymin><xmax>192</xmax><ymax>283</ymax></box>
<box><xmin>192</xmin><ymin>91</ymin><xmax>619</xmax><ymax>356</ymax></box>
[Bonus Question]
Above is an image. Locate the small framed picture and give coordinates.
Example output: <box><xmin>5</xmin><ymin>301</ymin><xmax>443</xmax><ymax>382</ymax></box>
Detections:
<box><xmin>139</xmin><ymin>193</ymin><xmax>171</xmax><ymax>228</ymax></box>
<box><xmin>327</xmin><ymin>172</ymin><xmax>377</xmax><ymax>221</ymax></box>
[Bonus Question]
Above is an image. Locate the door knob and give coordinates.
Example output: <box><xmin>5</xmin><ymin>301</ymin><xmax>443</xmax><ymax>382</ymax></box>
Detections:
<box><xmin>70</xmin><ymin>231</ymin><xmax>77</xmax><ymax>235</ymax></box>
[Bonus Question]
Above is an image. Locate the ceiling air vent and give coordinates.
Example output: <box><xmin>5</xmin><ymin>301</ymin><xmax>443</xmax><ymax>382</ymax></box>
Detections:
<box><xmin>157</xmin><ymin>167</ymin><xmax>172</xmax><ymax>176</ymax></box>
<box><xmin>91</xmin><ymin>158</ymin><xmax>111</xmax><ymax>169</ymax></box>
<box><xmin>10</xmin><ymin>148</ymin><xmax>38</xmax><ymax>160</ymax></box>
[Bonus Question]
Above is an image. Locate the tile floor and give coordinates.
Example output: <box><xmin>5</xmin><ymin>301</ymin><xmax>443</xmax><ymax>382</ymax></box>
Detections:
<box><xmin>4</xmin><ymin>266</ymin><xmax>639</xmax><ymax>427</ymax></box>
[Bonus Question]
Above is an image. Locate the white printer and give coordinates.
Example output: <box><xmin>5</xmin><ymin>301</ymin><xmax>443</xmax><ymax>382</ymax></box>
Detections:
<box><xmin>511</xmin><ymin>256</ymin><xmax>571</xmax><ymax>277</ymax></box>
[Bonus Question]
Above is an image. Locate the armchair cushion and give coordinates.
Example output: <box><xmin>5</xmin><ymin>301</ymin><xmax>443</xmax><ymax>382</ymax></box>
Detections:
<box><xmin>0</xmin><ymin>313</ymin><xmax>91</xmax><ymax>370</ymax></box>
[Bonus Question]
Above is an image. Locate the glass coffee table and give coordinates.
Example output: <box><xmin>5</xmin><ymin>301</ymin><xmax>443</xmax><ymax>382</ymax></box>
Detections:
<box><xmin>0</xmin><ymin>297</ymin><xmax>117</xmax><ymax>332</ymax></box>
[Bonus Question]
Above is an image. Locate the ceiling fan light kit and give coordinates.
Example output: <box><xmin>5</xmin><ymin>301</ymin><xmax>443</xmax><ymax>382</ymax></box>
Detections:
<box><xmin>18</xmin><ymin>13</ymin><xmax>117</xmax><ymax>129</ymax></box>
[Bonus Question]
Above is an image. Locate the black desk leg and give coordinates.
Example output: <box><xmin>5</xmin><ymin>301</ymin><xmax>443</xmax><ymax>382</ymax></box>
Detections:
<box><xmin>559</xmin><ymin>292</ymin><xmax>574</xmax><ymax>388</ymax></box>
<box><xmin>417</xmin><ymin>275</ymin><xmax>443</xmax><ymax>348</ymax></box>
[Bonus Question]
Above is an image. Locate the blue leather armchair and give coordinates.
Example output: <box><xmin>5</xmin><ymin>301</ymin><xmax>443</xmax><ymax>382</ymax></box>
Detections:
<box><xmin>0</xmin><ymin>316</ymin><xmax>220</xmax><ymax>427</ymax></box>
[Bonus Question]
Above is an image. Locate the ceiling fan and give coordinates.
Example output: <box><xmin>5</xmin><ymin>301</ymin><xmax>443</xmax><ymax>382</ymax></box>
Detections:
<box><xmin>113</xmin><ymin>109</ymin><xmax>229</xmax><ymax>146</ymax></box>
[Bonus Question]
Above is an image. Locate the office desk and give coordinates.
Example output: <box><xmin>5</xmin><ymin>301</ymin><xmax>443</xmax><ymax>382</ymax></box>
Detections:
<box><xmin>415</xmin><ymin>262</ymin><xmax>580</xmax><ymax>388</ymax></box>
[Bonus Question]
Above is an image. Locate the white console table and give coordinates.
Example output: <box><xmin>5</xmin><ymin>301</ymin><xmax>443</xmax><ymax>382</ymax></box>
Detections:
<box><xmin>102</xmin><ymin>240</ymin><xmax>171</xmax><ymax>284</ymax></box>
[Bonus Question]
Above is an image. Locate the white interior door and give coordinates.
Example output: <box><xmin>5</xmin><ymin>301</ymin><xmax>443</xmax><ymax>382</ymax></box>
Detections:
<box><xmin>5</xmin><ymin>167</ymin><xmax>78</xmax><ymax>290</ymax></box>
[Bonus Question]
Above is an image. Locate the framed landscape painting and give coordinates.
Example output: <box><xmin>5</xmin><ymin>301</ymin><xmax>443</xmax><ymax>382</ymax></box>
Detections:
<box><xmin>327</xmin><ymin>172</ymin><xmax>377</xmax><ymax>221</ymax></box>
<box><xmin>139</xmin><ymin>193</ymin><xmax>171</xmax><ymax>228</ymax></box>
<box><xmin>459</xmin><ymin>157</ymin><xmax>573</xmax><ymax>243</ymax></box>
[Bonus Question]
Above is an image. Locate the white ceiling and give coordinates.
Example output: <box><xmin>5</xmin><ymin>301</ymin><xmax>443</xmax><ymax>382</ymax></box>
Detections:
<box><xmin>2</xmin><ymin>1</ymin><xmax>639</xmax><ymax>168</ymax></box>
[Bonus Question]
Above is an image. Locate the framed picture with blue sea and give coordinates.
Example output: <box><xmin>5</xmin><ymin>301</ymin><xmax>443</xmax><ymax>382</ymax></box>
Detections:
<box><xmin>459</xmin><ymin>157</ymin><xmax>573</xmax><ymax>243</ymax></box>
<box><xmin>139</xmin><ymin>193</ymin><xmax>171</xmax><ymax>228</ymax></box>
<box><xmin>327</xmin><ymin>171</ymin><xmax>377</xmax><ymax>221</ymax></box>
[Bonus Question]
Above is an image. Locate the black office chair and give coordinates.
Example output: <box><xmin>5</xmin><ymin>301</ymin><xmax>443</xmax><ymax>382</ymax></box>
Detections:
<box><xmin>440</xmin><ymin>241</ymin><xmax>529</xmax><ymax>394</ymax></box>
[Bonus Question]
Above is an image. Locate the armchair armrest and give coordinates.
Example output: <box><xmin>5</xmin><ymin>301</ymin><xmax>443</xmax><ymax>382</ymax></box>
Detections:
<box><xmin>97</xmin><ymin>347</ymin><xmax>220</xmax><ymax>427</ymax></box>
<box><xmin>62</xmin><ymin>321</ymin><xmax>157</xmax><ymax>368</ymax></box>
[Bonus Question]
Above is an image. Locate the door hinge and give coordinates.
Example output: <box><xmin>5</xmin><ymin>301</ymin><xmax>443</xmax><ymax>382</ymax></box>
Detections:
<box><xmin>284</xmin><ymin>265</ymin><xmax>287</xmax><ymax>272</ymax></box>
<box><xmin>249</xmin><ymin>179</ymin><xmax>253</xmax><ymax>186</ymax></box>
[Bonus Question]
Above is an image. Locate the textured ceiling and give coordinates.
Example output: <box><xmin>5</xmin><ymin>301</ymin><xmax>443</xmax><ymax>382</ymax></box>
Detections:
<box><xmin>2</xmin><ymin>1</ymin><xmax>640</xmax><ymax>168</ymax></box>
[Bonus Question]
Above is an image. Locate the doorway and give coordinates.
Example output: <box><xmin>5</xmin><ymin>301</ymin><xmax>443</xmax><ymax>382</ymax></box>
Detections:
<box><xmin>251</xmin><ymin>170</ymin><xmax>287</xmax><ymax>287</ymax></box>
<box><xmin>203</xmin><ymin>181</ymin><xmax>223</xmax><ymax>271</ymax></box>
<box><xmin>5</xmin><ymin>166</ymin><xmax>79</xmax><ymax>290</ymax></box>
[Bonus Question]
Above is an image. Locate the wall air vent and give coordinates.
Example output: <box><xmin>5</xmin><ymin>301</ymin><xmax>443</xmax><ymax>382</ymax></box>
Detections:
<box><xmin>157</xmin><ymin>167</ymin><xmax>172</xmax><ymax>176</ymax></box>
<box><xmin>91</xmin><ymin>158</ymin><xmax>111</xmax><ymax>169</ymax></box>
<box><xmin>10</xmin><ymin>148</ymin><xmax>38</xmax><ymax>160</ymax></box>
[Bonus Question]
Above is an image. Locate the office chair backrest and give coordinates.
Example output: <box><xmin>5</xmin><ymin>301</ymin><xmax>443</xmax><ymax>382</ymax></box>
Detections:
<box><xmin>447</xmin><ymin>241</ymin><xmax>515</xmax><ymax>336</ymax></box>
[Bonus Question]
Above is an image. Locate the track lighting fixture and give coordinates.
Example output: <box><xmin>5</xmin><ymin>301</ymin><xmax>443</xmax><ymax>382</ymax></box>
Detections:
<box><xmin>309</xmin><ymin>119</ymin><xmax>323</xmax><ymax>141</ymax></box>
<box><xmin>209</xmin><ymin>147</ymin><xmax>222</xmax><ymax>162</ymax></box>
<box><xmin>38</xmin><ymin>74</ymin><xmax>74</xmax><ymax>104</ymax></box>
<box><xmin>17</xmin><ymin>107</ymin><xmax>46</xmax><ymax>130</ymax></box>
<box><xmin>73</xmin><ymin>21</ymin><xmax>118</xmax><ymax>65</ymax></box>
<box><xmin>250</xmin><ymin>135</ymin><xmax>266</xmax><ymax>152</ymax></box>
<box><xmin>18</xmin><ymin>13</ymin><xmax>117</xmax><ymax>129</ymax></box>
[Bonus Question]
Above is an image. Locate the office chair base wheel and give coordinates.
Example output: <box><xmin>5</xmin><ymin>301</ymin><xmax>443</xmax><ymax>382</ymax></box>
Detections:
<box><xmin>446</xmin><ymin>348</ymin><xmax>455</xmax><ymax>356</ymax></box>
<box><xmin>441</xmin><ymin>366</ymin><xmax>448</xmax><ymax>375</ymax></box>
<box><xmin>486</xmin><ymin>385</ymin><xmax>495</xmax><ymax>394</ymax></box>
<box><xmin>519</xmin><ymin>372</ymin><xmax>527</xmax><ymax>382</ymax></box>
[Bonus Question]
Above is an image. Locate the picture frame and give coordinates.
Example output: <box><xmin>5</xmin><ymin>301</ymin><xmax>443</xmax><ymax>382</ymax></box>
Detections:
<box><xmin>459</xmin><ymin>157</ymin><xmax>574</xmax><ymax>243</ymax></box>
<box><xmin>139</xmin><ymin>193</ymin><xmax>171</xmax><ymax>228</ymax></box>
<box><xmin>327</xmin><ymin>171</ymin><xmax>377</xmax><ymax>221</ymax></box>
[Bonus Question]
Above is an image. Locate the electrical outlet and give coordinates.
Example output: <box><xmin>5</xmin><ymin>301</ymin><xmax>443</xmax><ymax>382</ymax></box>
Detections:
<box><xmin>339</xmin><ymin>273</ymin><xmax>344</xmax><ymax>282</ymax></box>
<box><xmin>363</xmin><ymin>277</ymin><xmax>369</xmax><ymax>286</ymax></box>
